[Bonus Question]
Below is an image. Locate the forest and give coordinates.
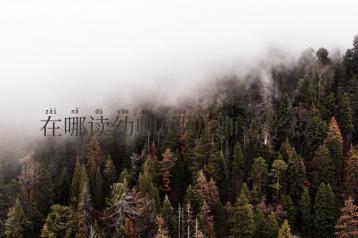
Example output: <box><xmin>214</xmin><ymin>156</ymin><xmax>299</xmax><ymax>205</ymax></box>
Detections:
<box><xmin>0</xmin><ymin>35</ymin><xmax>358</xmax><ymax>238</ymax></box>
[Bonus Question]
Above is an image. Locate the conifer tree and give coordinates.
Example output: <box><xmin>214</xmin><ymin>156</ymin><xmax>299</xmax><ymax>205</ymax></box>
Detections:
<box><xmin>286</xmin><ymin>150</ymin><xmax>305</xmax><ymax>202</ymax></box>
<box><xmin>58</xmin><ymin>167</ymin><xmax>70</xmax><ymax>204</ymax></box>
<box><xmin>254</xmin><ymin>207</ymin><xmax>269</xmax><ymax>238</ymax></box>
<box><xmin>138</xmin><ymin>159</ymin><xmax>160</xmax><ymax>210</ymax></box>
<box><xmin>271</xmin><ymin>159</ymin><xmax>288</xmax><ymax>201</ymax></box>
<box><xmin>86</xmin><ymin>136</ymin><xmax>104</xmax><ymax>168</ymax></box>
<box><xmin>161</xmin><ymin>195</ymin><xmax>177</xmax><ymax>238</ymax></box>
<box><xmin>77</xmin><ymin>172</ymin><xmax>92</xmax><ymax>238</ymax></box>
<box><xmin>70</xmin><ymin>158</ymin><xmax>82</xmax><ymax>203</ymax></box>
<box><xmin>251</xmin><ymin>157</ymin><xmax>268</xmax><ymax>199</ymax></box>
<box><xmin>314</xmin><ymin>183</ymin><xmax>337</xmax><ymax>238</ymax></box>
<box><xmin>279</xmin><ymin>139</ymin><xmax>294</xmax><ymax>162</ymax></box>
<box><xmin>313</xmin><ymin>145</ymin><xmax>335</xmax><ymax>191</ymax></box>
<box><xmin>119</xmin><ymin>168</ymin><xmax>130</xmax><ymax>183</ymax></box>
<box><xmin>89</xmin><ymin>159</ymin><xmax>104</xmax><ymax>208</ymax></box>
<box><xmin>184</xmin><ymin>184</ymin><xmax>204</xmax><ymax>215</ymax></box>
<box><xmin>324</xmin><ymin>117</ymin><xmax>343</xmax><ymax>186</ymax></box>
<box><xmin>159</xmin><ymin>148</ymin><xmax>176</xmax><ymax>192</ymax></box>
<box><xmin>337</xmin><ymin>93</ymin><xmax>353</xmax><ymax>155</ymax></box>
<box><xmin>266</xmin><ymin>211</ymin><xmax>279</xmax><ymax>238</ymax></box>
<box><xmin>280</xmin><ymin>195</ymin><xmax>296</xmax><ymax>230</ymax></box>
<box><xmin>304</xmin><ymin>104</ymin><xmax>327</xmax><ymax>161</ymax></box>
<box><xmin>277</xmin><ymin>220</ymin><xmax>293</xmax><ymax>238</ymax></box>
<box><xmin>40</xmin><ymin>204</ymin><xmax>76</xmax><ymax>238</ymax></box>
<box><xmin>206</xmin><ymin>149</ymin><xmax>229</xmax><ymax>201</ymax></box>
<box><xmin>299</xmin><ymin>187</ymin><xmax>312</xmax><ymax>238</ymax></box>
<box><xmin>345</xmin><ymin>146</ymin><xmax>358</xmax><ymax>200</ymax></box>
<box><xmin>102</xmin><ymin>155</ymin><xmax>117</xmax><ymax>197</ymax></box>
<box><xmin>4</xmin><ymin>198</ymin><xmax>31</xmax><ymax>238</ymax></box>
<box><xmin>229</xmin><ymin>185</ymin><xmax>255</xmax><ymax>238</ymax></box>
<box><xmin>231</xmin><ymin>142</ymin><xmax>245</xmax><ymax>198</ymax></box>
<box><xmin>335</xmin><ymin>196</ymin><xmax>358</xmax><ymax>238</ymax></box>
<box><xmin>277</xmin><ymin>92</ymin><xmax>293</xmax><ymax>143</ymax></box>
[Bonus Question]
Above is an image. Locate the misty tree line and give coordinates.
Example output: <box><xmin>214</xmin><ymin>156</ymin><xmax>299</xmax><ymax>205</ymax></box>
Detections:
<box><xmin>0</xmin><ymin>35</ymin><xmax>358</xmax><ymax>238</ymax></box>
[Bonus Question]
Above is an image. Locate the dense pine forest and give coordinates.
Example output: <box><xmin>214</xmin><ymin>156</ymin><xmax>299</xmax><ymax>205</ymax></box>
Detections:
<box><xmin>1</xmin><ymin>36</ymin><xmax>358</xmax><ymax>238</ymax></box>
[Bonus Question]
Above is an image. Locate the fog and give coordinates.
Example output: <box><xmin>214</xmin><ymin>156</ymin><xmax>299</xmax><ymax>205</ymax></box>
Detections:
<box><xmin>0</xmin><ymin>0</ymin><xmax>357</xmax><ymax>143</ymax></box>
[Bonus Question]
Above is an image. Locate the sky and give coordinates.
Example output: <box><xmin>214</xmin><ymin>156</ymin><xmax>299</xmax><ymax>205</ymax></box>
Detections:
<box><xmin>0</xmin><ymin>0</ymin><xmax>357</xmax><ymax>139</ymax></box>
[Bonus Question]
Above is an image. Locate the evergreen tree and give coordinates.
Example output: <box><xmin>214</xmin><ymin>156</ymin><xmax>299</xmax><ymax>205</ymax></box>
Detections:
<box><xmin>86</xmin><ymin>136</ymin><xmax>104</xmax><ymax>168</ymax></box>
<box><xmin>138</xmin><ymin>159</ymin><xmax>160</xmax><ymax>210</ymax></box>
<box><xmin>271</xmin><ymin>159</ymin><xmax>288</xmax><ymax>201</ymax></box>
<box><xmin>304</xmin><ymin>104</ymin><xmax>326</xmax><ymax>161</ymax></box>
<box><xmin>102</xmin><ymin>155</ymin><xmax>117</xmax><ymax>198</ymax></box>
<box><xmin>324</xmin><ymin>117</ymin><xmax>343</xmax><ymax>186</ymax></box>
<box><xmin>58</xmin><ymin>167</ymin><xmax>70</xmax><ymax>204</ymax></box>
<box><xmin>231</xmin><ymin>142</ymin><xmax>245</xmax><ymax>198</ymax></box>
<box><xmin>196</xmin><ymin>201</ymin><xmax>215</xmax><ymax>238</ymax></box>
<box><xmin>161</xmin><ymin>195</ymin><xmax>177</xmax><ymax>238</ymax></box>
<box><xmin>119</xmin><ymin>168</ymin><xmax>130</xmax><ymax>183</ymax></box>
<box><xmin>70</xmin><ymin>158</ymin><xmax>82</xmax><ymax>203</ymax></box>
<box><xmin>294</xmin><ymin>76</ymin><xmax>316</xmax><ymax>110</ymax></box>
<box><xmin>88</xmin><ymin>159</ymin><xmax>104</xmax><ymax>208</ymax></box>
<box><xmin>286</xmin><ymin>150</ymin><xmax>305</xmax><ymax>202</ymax></box>
<box><xmin>277</xmin><ymin>92</ymin><xmax>293</xmax><ymax>143</ymax></box>
<box><xmin>206</xmin><ymin>149</ymin><xmax>229</xmax><ymax>201</ymax></box>
<box><xmin>277</xmin><ymin>220</ymin><xmax>293</xmax><ymax>238</ymax></box>
<box><xmin>345</xmin><ymin>146</ymin><xmax>358</xmax><ymax>200</ymax></box>
<box><xmin>229</xmin><ymin>186</ymin><xmax>255</xmax><ymax>238</ymax></box>
<box><xmin>40</xmin><ymin>204</ymin><xmax>76</xmax><ymax>238</ymax></box>
<box><xmin>184</xmin><ymin>184</ymin><xmax>204</xmax><ymax>215</ymax></box>
<box><xmin>254</xmin><ymin>207</ymin><xmax>278</xmax><ymax>238</ymax></box>
<box><xmin>159</xmin><ymin>148</ymin><xmax>176</xmax><ymax>193</ymax></box>
<box><xmin>279</xmin><ymin>139</ymin><xmax>294</xmax><ymax>163</ymax></box>
<box><xmin>251</xmin><ymin>157</ymin><xmax>268</xmax><ymax>200</ymax></box>
<box><xmin>299</xmin><ymin>188</ymin><xmax>312</xmax><ymax>238</ymax></box>
<box><xmin>77</xmin><ymin>180</ymin><xmax>92</xmax><ymax>238</ymax></box>
<box><xmin>337</xmin><ymin>93</ymin><xmax>353</xmax><ymax>160</ymax></box>
<box><xmin>314</xmin><ymin>183</ymin><xmax>337</xmax><ymax>238</ymax></box>
<box><xmin>335</xmin><ymin>196</ymin><xmax>358</xmax><ymax>238</ymax></box>
<box><xmin>266</xmin><ymin>211</ymin><xmax>279</xmax><ymax>238</ymax></box>
<box><xmin>337</xmin><ymin>93</ymin><xmax>353</xmax><ymax>140</ymax></box>
<box><xmin>4</xmin><ymin>198</ymin><xmax>31</xmax><ymax>238</ymax></box>
<box><xmin>319</xmin><ymin>87</ymin><xmax>336</xmax><ymax>121</ymax></box>
<box><xmin>314</xmin><ymin>145</ymin><xmax>335</xmax><ymax>189</ymax></box>
<box><xmin>280</xmin><ymin>195</ymin><xmax>296</xmax><ymax>230</ymax></box>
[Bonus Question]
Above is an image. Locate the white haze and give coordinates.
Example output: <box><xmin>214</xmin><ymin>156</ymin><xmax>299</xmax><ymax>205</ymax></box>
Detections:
<box><xmin>0</xmin><ymin>0</ymin><xmax>357</xmax><ymax>142</ymax></box>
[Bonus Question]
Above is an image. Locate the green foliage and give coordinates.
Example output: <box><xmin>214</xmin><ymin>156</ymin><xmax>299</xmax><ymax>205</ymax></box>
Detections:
<box><xmin>40</xmin><ymin>204</ymin><xmax>76</xmax><ymax>238</ymax></box>
<box><xmin>271</xmin><ymin>159</ymin><xmax>288</xmax><ymax>201</ymax></box>
<box><xmin>102</xmin><ymin>155</ymin><xmax>117</xmax><ymax>197</ymax></box>
<box><xmin>304</xmin><ymin>104</ymin><xmax>327</xmax><ymax>160</ymax></box>
<box><xmin>161</xmin><ymin>195</ymin><xmax>177</xmax><ymax>238</ymax></box>
<box><xmin>70</xmin><ymin>158</ymin><xmax>82</xmax><ymax>203</ymax></box>
<box><xmin>277</xmin><ymin>93</ymin><xmax>293</xmax><ymax>143</ymax></box>
<box><xmin>299</xmin><ymin>188</ymin><xmax>312</xmax><ymax>238</ymax></box>
<box><xmin>337</xmin><ymin>93</ymin><xmax>353</xmax><ymax>137</ymax></box>
<box><xmin>254</xmin><ymin>208</ymin><xmax>278</xmax><ymax>238</ymax></box>
<box><xmin>251</xmin><ymin>157</ymin><xmax>268</xmax><ymax>199</ymax></box>
<box><xmin>315</xmin><ymin>145</ymin><xmax>335</xmax><ymax>191</ymax></box>
<box><xmin>89</xmin><ymin>160</ymin><xmax>104</xmax><ymax>208</ymax></box>
<box><xmin>277</xmin><ymin>219</ymin><xmax>293</xmax><ymax>238</ymax></box>
<box><xmin>286</xmin><ymin>151</ymin><xmax>305</xmax><ymax>202</ymax></box>
<box><xmin>280</xmin><ymin>195</ymin><xmax>296</xmax><ymax>230</ymax></box>
<box><xmin>138</xmin><ymin>159</ymin><xmax>160</xmax><ymax>210</ymax></box>
<box><xmin>231</xmin><ymin>142</ymin><xmax>245</xmax><ymax>198</ymax></box>
<box><xmin>4</xmin><ymin>198</ymin><xmax>32</xmax><ymax>238</ymax></box>
<box><xmin>314</xmin><ymin>183</ymin><xmax>337</xmax><ymax>238</ymax></box>
<box><xmin>229</xmin><ymin>185</ymin><xmax>255</xmax><ymax>238</ymax></box>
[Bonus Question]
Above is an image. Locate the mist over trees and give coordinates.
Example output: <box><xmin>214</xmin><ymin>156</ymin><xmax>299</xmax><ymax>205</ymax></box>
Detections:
<box><xmin>0</xmin><ymin>35</ymin><xmax>358</xmax><ymax>237</ymax></box>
